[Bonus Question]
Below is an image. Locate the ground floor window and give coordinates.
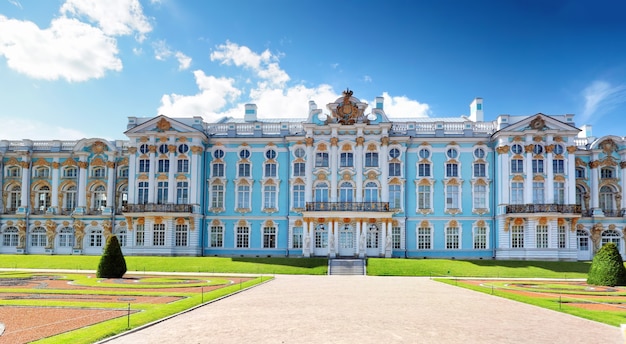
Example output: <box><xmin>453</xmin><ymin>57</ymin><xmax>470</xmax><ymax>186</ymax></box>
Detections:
<box><xmin>116</xmin><ymin>229</ymin><xmax>127</xmax><ymax>247</ymax></box>
<box><xmin>135</xmin><ymin>224</ymin><xmax>145</xmax><ymax>246</ymax></box>
<box><xmin>558</xmin><ymin>225</ymin><xmax>566</xmax><ymax>249</ymax></box>
<box><xmin>31</xmin><ymin>227</ymin><xmax>47</xmax><ymax>247</ymax></box>
<box><xmin>315</xmin><ymin>225</ymin><xmax>327</xmax><ymax>248</ymax></box>
<box><xmin>536</xmin><ymin>225</ymin><xmax>548</xmax><ymax>248</ymax></box>
<box><xmin>577</xmin><ymin>230</ymin><xmax>589</xmax><ymax>251</ymax></box>
<box><xmin>236</xmin><ymin>226</ymin><xmax>250</xmax><ymax>248</ymax></box>
<box><xmin>175</xmin><ymin>224</ymin><xmax>188</xmax><ymax>247</ymax></box>
<box><xmin>3</xmin><ymin>227</ymin><xmax>19</xmax><ymax>246</ymax></box>
<box><xmin>602</xmin><ymin>230</ymin><xmax>621</xmax><ymax>247</ymax></box>
<box><xmin>89</xmin><ymin>229</ymin><xmax>103</xmax><ymax>247</ymax></box>
<box><xmin>367</xmin><ymin>225</ymin><xmax>379</xmax><ymax>249</ymax></box>
<box><xmin>58</xmin><ymin>227</ymin><xmax>74</xmax><ymax>247</ymax></box>
<box><xmin>473</xmin><ymin>227</ymin><xmax>487</xmax><ymax>249</ymax></box>
<box><xmin>511</xmin><ymin>225</ymin><xmax>524</xmax><ymax>248</ymax></box>
<box><xmin>445</xmin><ymin>227</ymin><xmax>459</xmax><ymax>249</ymax></box>
<box><xmin>392</xmin><ymin>226</ymin><xmax>401</xmax><ymax>249</ymax></box>
<box><xmin>292</xmin><ymin>227</ymin><xmax>303</xmax><ymax>249</ymax></box>
<box><xmin>417</xmin><ymin>227</ymin><xmax>431</xmax><ymax>250</ymax></box>
<box><xmin>153</xmin><ymin>224</ymin><xmax>165</xmax><ymax>246</ymax></box>
<box><xmin>263</xmin><ymin>227</ymin><xmax>276</xmax><ymax>248</ymax></box>
<box><xmin>210</xmin><ymin>226</ymin><xmax>223</xmax><ymax>247</ymax></box>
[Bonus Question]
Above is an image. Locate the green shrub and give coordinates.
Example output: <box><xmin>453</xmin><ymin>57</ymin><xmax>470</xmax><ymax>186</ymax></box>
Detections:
<box><xmin>96</xmin><ymin>236</ymin><xmax>127</xmax><ymax>278</ymax></box>
<box><xmin>587</xmin><ymin>243</ymin><xmax>626</xmax><ymax>286</ymax></box>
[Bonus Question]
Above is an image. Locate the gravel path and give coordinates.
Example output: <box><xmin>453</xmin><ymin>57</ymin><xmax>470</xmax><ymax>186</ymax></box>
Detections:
<box><xmin>104</xmin><ymin>275</ymin><xmax>622</xmax><ymax>344</ymax></box>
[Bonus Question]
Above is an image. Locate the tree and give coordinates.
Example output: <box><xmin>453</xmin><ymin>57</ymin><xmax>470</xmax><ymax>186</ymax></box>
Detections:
<box><xmin>97</xmin><ymin>235</ymin><xmax>127</xmax><ymax>278</ymax></box>
<box><xmin>587</xmin><ymin>243</ymin><xmax>626</xmax><ymax>286</ymax></box>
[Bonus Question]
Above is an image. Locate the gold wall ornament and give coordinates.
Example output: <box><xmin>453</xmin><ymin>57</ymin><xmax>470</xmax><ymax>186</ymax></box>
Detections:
<box><xmin>367</xmin><ymin>143</ymin><xmax>377</xmax><ymax>151</ymax></box>
<box><xmin>530</xmin><ymin>117</ymin><xmax>545</xmax><ymax>130</ymax></box>
<box><xmin>538</xmin><ymin>217</ymin><xmax>548</xmax><ymax>225</ymax></box>
<box><xmin>156</xmin><ymin>118</ymin><xmax>172</xmax><ymax>131</ymax></box>
<box><xmin>367</xmin><ymin>171</ymin><xmax>377</xmax><ymax>180</ymax></box>
<box><xmin>341</xmin><ymin>143</ymin><xmax>352</xmax><ymax>151</ymax></box>
<box><xmin>545</xmin><ymin>144</ymin><xmax>554</xmax><ymax>153</ymax></box>
<box><xmin>317</xmin><ymin>172</ymin><xmax>327</xmax><ymax>181</ymax></box>
<box><xmin>212</xmin><ymin>219</ymin><xmax>221</xmax><ymax>226</ymax></box>
<box><xmin>189</xmin><ymin>218</ymin><xmax>195</xmax><ymax>231</ymax></box>
<box><xmin>148</xmin><ymin>145</ymin><xmax>157</xmax><ymax>153</ymax></box>
<box><xmin>78</xmin><ymin>161</ymin><xmax>89</xmax><ymax>169</ymax></box>
<box><xmin>342</xmin><ymin>172</ymin><xmax>351</xmax><ymax>181</ymax></box>
<box><xmin>305</xmin><ymin>137</ymin><xmax>314</xmax><ymax>146</ymax></box>
<box><xmin>90</xmin><ymin>157</ymin><xmax>106</xmax><ymax>167</ymax></box>
<box><xmin>532</xmin><ymin>175</ymin><xmax>545</xmax><ymax>181</ymax></box>
<box><xmin>533</xmin><ymin>136</ymin><xmax>543</xmax><ymax>142</ymax></box>
<box><xmin>512</xmin><ymin>136</ymin><xmax>523</xmax><ymax>142</ymax></box>
<box><xmin>128</xmin><ymin>147</ymin><xmax>137</xmax><ymax>154</ymax></box>
<box><xmin>356</xmin><ymin>136</ymin><xmax>365</xmax><ymax>146</ymax></box>
<box><xmin>139</xmin><ymin>136</ymin><xmax>148</xmax><ymax>143</ymax></box>
<box><xmin>295</xmin><ymin>219</ymin><xmax>303</xmax><ymax>227</ymax></box>
<box><xmin>6</xmin><ymin>157</ymin><xmax>19</xmax><ymax>165</ymax></box>
<box><xmin>449</xmin><ymin>220</ymin><xmax>458</xmax><ymax>227</ymax></box>
<box><xmin>92</xmin><ymin>141</ymin><xmax>106</xmax><ymax>154</ymax></box>
<box><xmin>168</xmin><ymin>145</ymin><xmax>177</xmax><ymax>153</ymax></box>
<box><xmin>317</xmin><ymin>143</ymin><xmax>328</xmax><ymax>151</ymax></box>
<box><xmin>118</xmin><ymin>158</ymin><xmax>128</xmax><ymax>166</ymax></box>
<box><xmin>589</xmin><ymin>160</ymin><xmax>600</xmax><ymax>169</ymax></box>
<box><xmin>329</xmin><ymin>89</ymin><xmax>366</xmax><ymax>125</ymax></box>
<box><xmin>566</xmin><ymin>146</ymin><xmax>577</xmax><ymax>154</ymax></box>
<box><xmin>554</xmin><ymin>175</ymin><xmax>566</xmax><ymax>182</ymax></box>
<box><xmin>524</xmin><ymin>145</ymin><xmax>534</xmax><ymax>153</ymax></box>
<box><xmin>52</xmin><ymin>162</ymin><xmax>60</xmax><ymax>169</ymax></box>
<box><xmin>176</xmin><ymin>217</ymin><xmax>186</xmax><ymax>225</ymax></box>
<box><xmin>33</xmin><ymin>158</ymin><xmax>49</xmax><ymax>167</ymax></box>
<box><xmin>158</xmin><ymin>136</ymin><xmax>167</xmax><ymax>142</ymax></box>
<box><xmin>90</xmin><ymin>220</ymin><xmax>98</xmax><ymax>226</ymax></box>
<box><xmin>20</xmin><ymin>161</ymin><xmax>30</xmax><ymax>168</ymax></box>
<box><xmin>575</xmin><ymin>158</ymin><xmax>587</xmax><ymax>167</ymax></box>
<box><xmin>476</xmin><ymin>220</ymin><xmax>485</xmax><ymax>227</ymax></box>
<box><xmin>330</xmin><ymin>137</ymin><xmax>339</xmax><ymax>146</ymax></box>
<box><xmin>570</xmin><ymin>218</ymin><xmax>578</xmax><ymax>231</ymax></box>
<box><xmin>72</xmin><ymin>220</ymin><xmax>86</xmax><ymax>249</ymax></box>
<box><xmin>420</xmin><ymin>220</ymin><xmax>429</xmax><ymax>228</ymax></box>
<box><xmin>495</xmin><ymin>145</ymin><xmax>510</xmax><ymax>154</ymax></box>
<box><xmin>106</xmin><ymin>161</ymin><xmax>115</xmax><ymax>169</ymax></box>
<box><xmin>154</xmin><ymin>216</ymin><xmax>163</xmax><ymax>224</ymax></box>
<box><xmin>553</xmin><ymin>136</ymin><xmax>563</xmax><ymax>142</ymax></box>
<box><xmin>381</xmin><ymin>137</ymin><xmax>389</xmax><ymax>146</ymax></box>
<box><xmin>137</xmin><ymin>217</ymin><xmax>145</xmax><ymax>225</ymax></box>
<box><xmin>191</xmin><ymin>146</ymin><xmax>204</xmax><ymax>154</ymax></box>
<box><xmin>601</xmin><ymin>139</ymin><xmax>617</xmax><ymax>154</ymax></box>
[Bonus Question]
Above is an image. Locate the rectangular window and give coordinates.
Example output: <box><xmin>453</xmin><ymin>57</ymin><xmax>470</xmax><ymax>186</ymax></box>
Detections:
<box><xmin>293</xmin><ymin>184</ymin><xmax>305</xmax><ymax>209</ymax></box>
<box><xmin>210</xmin><ymin>226</ymin><xmax>223</xmax><ymax>247</ymax></box>
<box><xmin>293</xmin><ymin>162</ymin><xmax>305</xmax><ymax>176</ymax></box>
<box><xmin>418</xmin><ymin>185</ymin><xmax>431</xmax><ymax>210</ymax></box>
<box><xmin>473</xmin><ymin>184</ymin><xmax>487</xmax><ymax>209</ymax></box>
<box><xmin>533</xmin><ymin>182</ymin><xmax>544</xmax><ymax>203</ymax></box>
<box><xmin>63</xmin><ymin>167</ymin><xmax>77</xmax><ymax>178</ymax></box>
<box><xmin>473</xmin><ymin>163</ymin><xmax>486</xmax><ymax>177</ymax></box>
<box><xmin>389</xmin><ymin>162</ymin><xmax>401</xmax><ymax>176</ymax></box>
<box><xmin>536</xmin><ymin>225</ymin><xmax>548</xmax><ymax>248</ymax></box>
<box><xmin>315</xmin><ymin>152</ymin><xmax>329</xmax><ymax>167</ymax></box>
<box><xmin>511</xmin><ymin>182</ymin><xmax>523</xmax><ymax>204</ymax></box>
<box><xmin>446</xmin><ymin>163</ymin><xmax>458</xmax><ymax>177</ymax></box>
<box><xmin>575</xmin><ymin>167</ymin><xmax>585</xmax><ymax>179</ymax></box>
<box><xmin>263</xmin><ymin>227</ymin><xmax>277</xmax><ymax>248</ymax></box>
<box><xmin>237</xmin><ymin>185</ymin><xmax>250</xmax><ymax>209</ymax></box>
<box><xmin>176</xmin><ymin>181</ymin><xmax>189</xmax><ymax>204</ymax></box>
<box><xmin>446</xmin><ymin>185</ymin><xmax>459</xmax><ymax>209</ymax></box>
<box><xmin>153</xmin><ymin>224</ymin><xmax>165</xmax><ymax>246</ymax></box>
<box><xmin>175</xmin><ymin>224</ymin><xmax>188</xmax><ymax>246</ymax></box>
<box><xmin>417</xmin><ymin>227</ymin><xmax>431</xmax><ymax>249</ymax></box>
<box><xmin>511</xmin><ymin>159</ymin><xmax>524</xmax><ymax>173</ymax></box>
<box><xmin>554</xmin><ymin>182</ymin><xmax>565</xmax><ymax>204</ymax></box>
<box><xmin>292</xmin><ymin>227</ymin><xmax>303</xmax><ymax>249</ymax></box>
<box><xmin>157</xmin><ymin>181</ymin><xmax>168</xmax><ymax>204</ymax></box>
<box><xmin>389</xmin><ymin>185</ymin><xmax>401</xmax><ymax>210</ymax></box>
<box><xmin>392</xmin><ymin>227</ymin><xmax>401</xmax><ymax>249</ymax></box>
<box><xmin>211</xmin><ymin>184</ymin><xmax>224</xmax><ymax>209</ymax></box>
<box><xmin>265</xmin><ymin>163</ymin><xmax>277</xmax><ymax>177</ymax></box>
<box><xmin>236</xmin><ymin>226</ymin><xmax>250</xmax><ymax>248</ymax></box>
<box><xmin>238</xmin><ymin>163</ymin><xmax>250</xmax><ymax>177</ymax></box>
<box><xmin>558</xmin><ymin>225</ymin><xmax>566</xmax><ymax>249</ymax></box>
<box><xmin>418</xmin><ymin>163</ymin><xmax>430</xmax><ymax>177</ymax></box>
<box><xmin>139</xmin><ymin>159</ymin><xmax>150</xmax><ymax>173</ymax></box>
<box><xmin>552</xmin><ymin>159</ymin><xmax>564</xmax><ymax>174</ymax></box>
<box><xmin>340</xmin><ymin>152</ymin><xmax>354</xmax><ymax>167</ymax></box>
<box><xmin>263</xmin><ymin>185</ymin><xmax>277</xmax><ymax>209</ymax></box>
<box><xmin>138</xmin><ymin>182</ymin><xmax>149</xmax><ymax>204</ymax></box>
<box><xmin>511</xmin><ymin>225</ymin><xmax>524</xmax><ymax>248</ymax></box>
<box><xmin>135</xmin><ymin>224</ymin><xmax>145</xmax><ymax>246</ymax></box>
<box><xmin>474</xmin><ymin>227</ymin><xmax>487</xmax><ymax>249</ymax></box>
<box><xmin>446</xmin><ymin>227</ymin><xmax>460</xmax><ymax>249</ymax></box>
<box><xmin>158</xmin><ymin>159</ymin><xmax>169</xmax><ymax>173</ymax></box>
<box><xmin>365</xmin><ymin>152</ymin><xmax>378</xmax><ymax>167</ymax></box>
<box><xmin>212</xmin><ymin>163</ymin><xmax>224</xmax><ymax>177</ymax></box>
<box><xmin>532</xmin><ymin>159</ymin><xmax>544</xmax><ymax>174</ymax></box>
<box><xmin>177</xmin><ymin>159</ymin><xmax>189</xmax><ymax>173</ymax></box>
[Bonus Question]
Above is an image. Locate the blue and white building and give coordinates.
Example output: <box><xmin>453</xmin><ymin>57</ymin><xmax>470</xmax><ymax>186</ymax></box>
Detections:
<box><xmin>1</xmin><ymin>90</ymin><xmax>624</xmax><ymax>260</ymax></box>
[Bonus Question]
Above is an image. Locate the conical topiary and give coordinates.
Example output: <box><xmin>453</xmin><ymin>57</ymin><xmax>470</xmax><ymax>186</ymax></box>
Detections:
<box><xmin>587</xmin><ymin>242</ymin><xmax>626</xmax><ymax>287</ymax></box>
<box><xmin>97</xmin><ymin>235</ymin><xmax>127</xmax><ymax>278</ymax></box>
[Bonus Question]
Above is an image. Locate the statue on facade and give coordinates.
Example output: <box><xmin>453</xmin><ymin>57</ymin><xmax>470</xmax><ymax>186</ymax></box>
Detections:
<box><xmin>73</xmin><ymin>220</ymin><xmax>86</xmax><ymax>249</ymax></box>
<box><xmin>16</xmin><ymin>220</ymin><xmax>26</xmax><ymax>249</ymax></box>
<box><xmin>45</xmin><ymin>219</ymin><xmax>57</xmax><ymax>249</ymax></box>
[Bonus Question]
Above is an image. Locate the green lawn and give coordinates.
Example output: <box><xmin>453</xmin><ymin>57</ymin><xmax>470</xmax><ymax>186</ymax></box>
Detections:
<box><xmin>367</xmin><ymin>258</ymin><xmax>591</xmax><ymax>278</ymax></box>
<box><xmin>0</xmin><ymin>255</ymin><xmax>328</xmax><ymax>275</ymax></box>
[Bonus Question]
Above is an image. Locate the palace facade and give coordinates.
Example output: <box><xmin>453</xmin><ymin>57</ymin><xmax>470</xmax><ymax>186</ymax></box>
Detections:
<box><xmin>1</xmin><ymin>91</ymin><xmax>624</xmax><ymax>260</ymax></box>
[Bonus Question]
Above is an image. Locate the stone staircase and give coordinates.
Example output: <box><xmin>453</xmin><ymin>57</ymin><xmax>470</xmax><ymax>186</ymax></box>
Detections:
<box><xmin>328</xmin><ymin>259</ymin><xmax>366</xmax><ymax>275</ymax></box>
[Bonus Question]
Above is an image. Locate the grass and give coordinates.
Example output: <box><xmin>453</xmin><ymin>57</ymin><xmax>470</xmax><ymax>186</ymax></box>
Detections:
<box><xmin>367</xmin><ymin>258</ymin><xmax>591</xmax><ymax>278</ymax></box>
<box><xmin>0</xmin><ymin>255</ymin><xmax>328</xmax><ymax>275</ymax></box>
<box><xmin>437</xmin><ymin>278</ymin><xmax>626</xmax><ymax>327</ymax></box>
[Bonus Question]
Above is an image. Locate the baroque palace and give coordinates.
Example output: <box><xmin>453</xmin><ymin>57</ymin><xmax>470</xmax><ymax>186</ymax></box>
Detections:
<box><xmin>1</xmin><ymin>90</ymin><xmax>624</xmax><ymax>261</ymax></box>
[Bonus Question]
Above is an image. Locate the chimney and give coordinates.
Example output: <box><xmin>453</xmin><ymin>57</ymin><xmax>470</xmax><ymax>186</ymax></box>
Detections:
<box><xmin>469</xmin><ymin>98</ymin><xmax>483</xmax><ymax>122</ymax></box>
<box><xmin>244</xmin><ymin>104</ymin><xmax>257</xmax><ymax>122</ymax></box>
<box><xmin>375</xmin><ymin>96</ymin><xmax>384</xmax><ymax>110</ymax></box>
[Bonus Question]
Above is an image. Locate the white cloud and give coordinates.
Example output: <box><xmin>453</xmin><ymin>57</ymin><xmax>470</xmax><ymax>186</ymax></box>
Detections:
<box><xmin>152</xmin><ymin>40</ymin><xmax>191</xmax><ymax>70</ymax></box>
<box><xmin>363</xmin><ymin>75</ymin><xmax>372</xmax><ymax>83</ymax></box>
<box><xmin>581</xmin><ymin>80</ymin><xmax>626</xmax><ymax>123</ymax></box>
<box><xmin>381</xmin><ymin>92</ymin><xmax>430</xmax><ymax>118</ymax></box>
<box><xmin>0</xmin><ymin>117</ymin><xmax>88</xmax><ymax>140</ymax></box>
<box><xmin>157</xmin><ymin>70</ymin><xmax>241</xmax><ymax>117</ymax></box>
<box><xmin>60</xmin><ymin>0</ymin><xmax>152</xmax><ymax>42</ymax></box>
<box><xmin>8</xmin><ymin>0</ymin><xmax>22</xmax><ymax>9</ymax></box>
<box><xmin>210</xmin><ymin>41</ymin><xmax>289</xmax><ymax>86</ymax></box>
<box><xmin>0</xmin><ymin>16</ymin><xmax>122</xmax><ymax>82</ymax></box>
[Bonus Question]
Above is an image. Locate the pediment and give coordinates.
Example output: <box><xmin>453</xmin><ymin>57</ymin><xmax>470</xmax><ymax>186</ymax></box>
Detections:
<box><xmin>124</xmin><ymin>115</ymin><xmax>205</xmax><ymax>136</ymax></box>
<box><xmin>496</xmin><ymin>114</ymin><xmax>580</xmax><ymax>135</ymax></box>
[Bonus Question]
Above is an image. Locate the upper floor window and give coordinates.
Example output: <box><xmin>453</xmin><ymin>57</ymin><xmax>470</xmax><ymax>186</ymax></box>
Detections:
<box><xmin>139</xmin><ymin>144</ymin><xmax>150</xmax><ymax>154</ymax></box>
<box><xmin>265</xmin><ymin>149</ymin><xmax>277</xmax><ymax>160</ymax></box>
<box><xmin>213</xmin><ymin>149</ymin><xmax>225</xmax><ymax>159</ymax></box>
<box><xmin>419</xmin><ymin>148</ymin><xmax>430</xmax><ymax>159</ymax></box>
<box><xmin>511</xmin><ymin>159</ymin><xmax>524</xmax><ymax>173</ymax></box>
<box><xmin>294</xmin><ymin>147</ymin><xmax>305</xmax><ymax>158</ymax></box>
<box><xmin>6</xmin><ymin>166</ymin><xmax>20</xmax><ymax>178</ymax></box>
<box><xmin>118</xmin><ymin>167</ymin><xmax>129</xmax><ymax>178</ymax></box>
<box><xmin>473</xmin><ymin>163</ymin><xmax>486</xmax><ymax>177</ymax></box>
<box><xmin>446</xmin><ymin>148</ymin><xmax>458</xmax><ymax>159</ymax></box>
<box><xmin>92</xmin><ymin>167</ymin><xmax>106</xmax><ymax>178</ymax></box>
<box><xmin>601</xmin><ymin>167</ymin><xmax>614</xmax><ymax>179</ymax></box>
<box><xmin>139</xmin><ymin>159</ymin><xmax>150</xmax><ymax>173</ymax></box>
<box><xmin>293</xmin><ymin>162</ymin><xmax>305</xmax><ymax>176</ymax></box>
<box><xmin>157</xmin><ymin>159</ymin><xmax>169</xmax><ymax>173</ymax></box>
<box><xmin>238</xmin><ymin>162</ymin><xmax>251</xmax><ymax>177</ymax></box>
<box><xmin>389</xmin><ymin>162</ymin><xmax>401</xmax><ymax>177</ymax></box>
<box><xmin>34</xmin><ymin>167</ymin><xmax>49</xmax><ymax>178</ymax></box>
<box><xmin>446</xmin><ymin>163</ymin><xmax>458</xmax><ymax>177</ymax></box>
<box><xmin>575</xmin><ymin>167</ymin><xmax>585</xmax><ymax>179</ymax></box>
<box><xmin>212</xmin><ymin>162</ymin><xmax>224</xmax><ymax>177</ymax></box>
<box><xmin>474</xmin><ymin>148</ymin><xmax>485</xmax><ymax>159</ymax></box>
<box><xmin>239</xmin><ymin>148</ymin><xmax>251</xmax><ymax>159</ymax></box>
<box><xmin>553</xmin><ymin>159</ymin><xmax>565</xmax><ymax>174</ymax></box>
<box><xmin>315</xmin><ymin>152</ymin><xmax>329</xmax><ymax>167</ymax></box>
<box><xmin>418</xmin><ymin>163</ymin><xmax>431</xmax><ymax>177</ymax></box>
<box><xmin>158</xmin><ymin>144</ymin><xmax>169</xmax><ymax>154</ymax></box>
<box><xmin>365</xmin><ymin>152</ymin><xmax>379</xmax><ymax>167</ymax></box>
<box><xmin>178</xmin><ymin>144</ymin><xmax>189</xmax><ymax>154</ymax></box>
<box><xmin>265</xmin><ymin>162</ymin><xmax>277</xmax><ymax>177</ymax></box>
<box><xmin>339</xmin><ymin>181</ymin><xmax>354</xmax><ymax>202</ymax></box>
<box><xmin>553</xmin><ymin>144</ymin><xmax>564</xmax><ymax>155</ymax></box>
<box><xmin>533</xmin><ymin>144</ymin><xmax>543</xmax><ymax>155</ymax></box>
<box><xmin>532</xmin><ymin>159</ymin><xmax>544</xmax><ymax>174</ymax></box>
<box><xmin>340</xmin><ymin>152</ymin><xmax>353</xmax><ymax>167</ymax></box>
<box><xmin>389</xmin><ymin>148</ymin><xmax>400</xmax><ymax>159</ymax></box>
<box><xmin>511</xmin><ymin>144</ymin><xmax>523</xmax><ymax>154</ymax></box>
<box><xmin>177</xmin><ymin>159</ymin><xmax>189</xmax><ymax>173</ymax></box>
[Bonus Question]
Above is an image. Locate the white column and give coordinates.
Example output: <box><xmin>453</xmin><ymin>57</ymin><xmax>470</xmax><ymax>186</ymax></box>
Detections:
<box><xmin>128</xmin><ymin>147</ymin><xmax>137</xmax><ymax>203</ymax></box>
<box><xmin>380</xmin><ymin>220</ymin><xmax>387</xmax><ymax>256</ymax></box>
<box><xmin>355</xmin><ymin>137</ymin><xmax>364</xmax><ymax>202</ymax></box>
<box><xmin>567</xmin><ymin>149</ymin><xmax>577</xmax><ymax>204</ymax></box>
<box><xmin>50</xmin><ymin>158</ymin><xmax>60</xmax><ymax>211</ymax></box>
<box><xmin>355</xmin><ymin>219</ymin><xmax>361</xmax><ymax>256</ymax></box>
<box><xmin>190</xmin><ymin>145</ymin><xmax>201</xmax><ymax>205</ymax></box>
<box><xmin>77</xmin><ymin>157</ymin><xmax>88</xmax><ymax>208</ymax></box>
<box><xmin>524</xmin><ymin>146</ymin><xmax>533</xmax><ymax>204</ymax></box>
<box><xmin>380</xmin><ymin>138</ymin><xmax>389</xmax><ymax>202</ymax></box>
<box><xmin>106</xmin><ymin>158</ymin><xmax>116</xmax><ymax>208</ymax></box>
<box><xmin>148</xmin><ymin>144</ymin><xmax>156</xmax><ymax>203</ymax></box>
<box><xmin>167</xmin><ymin>144</ymin><xmax>176</xmax><ymax>203</ymax></box>
<box><xmin>19</xmin><ymin>156</ymin><xmax>31</xmax><ymax>209</ymax></box>
<box><xmin>0</xmin><ymin>159</ymin><xmax>3</xmax><ymax>210</ymax></box>
<box><xmin>546</xmin><ymin>150</ymin><xmax>554</xmax><ymax>204</ymax></box>
<box><xmin>590</xmin><ymin>155</ymin><xmax>600</xmax><ymax>211</ymax></box>
<box><xmin>305</xmin><ymin>139</ymin><xmax>314</xmax><ymax>203</ymax></box>
<box><xmin>330</xmin><ymin>137</ymin><xmax>338</xmax><ymax>202</ymax></box>
<box><xmin>621</xmin><ymin>158</ymin><xmax>626</xmax><ymax>214</ymax></box>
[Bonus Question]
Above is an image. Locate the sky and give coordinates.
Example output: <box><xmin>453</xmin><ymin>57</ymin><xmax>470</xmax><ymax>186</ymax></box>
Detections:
<box><xmin>1</xmin><ymin>0</ymin><xmax>625</xmax><ymax>141</ymax></box>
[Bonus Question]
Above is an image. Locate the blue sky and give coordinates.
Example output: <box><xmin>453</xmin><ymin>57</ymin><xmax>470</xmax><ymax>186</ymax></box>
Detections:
<box><xmin>1</xmin><ymin>0</ymin><xmax>625</xmax><ymax>140</ymax></box>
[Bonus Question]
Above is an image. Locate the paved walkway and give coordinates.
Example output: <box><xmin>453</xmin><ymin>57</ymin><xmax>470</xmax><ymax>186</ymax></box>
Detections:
<box><xmin>105</xmin><ymin>275</ymin><xmax>622</xmax><ymax>344</ymax></box>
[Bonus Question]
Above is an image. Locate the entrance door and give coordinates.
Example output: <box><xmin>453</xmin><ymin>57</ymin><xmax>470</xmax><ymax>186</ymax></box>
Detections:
<box><xmin>313</xmin><ymin>224</ymin><xmax>328</xmax><ymax>256</ymax></box>
<box><xmin>576</xmin><ymin>229</ymin><xmax>591</xmax><ymax>261</ymax></box>
<box><xmin>366</xmin><ymin>224</ymin><xmax>380</xmax><ymax>257</ymax></box>
<box><xmin>338</xmin><ymin>224</ymin><xmax>354</xmax><ymax>257</ymax></box>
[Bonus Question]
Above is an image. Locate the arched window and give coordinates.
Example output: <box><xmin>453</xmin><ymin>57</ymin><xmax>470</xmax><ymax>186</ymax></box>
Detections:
<box><xmin>2</xmin><ymin>226</ymin><xmax>19</xmax><ymax>246</ymax></box>
<box><xmin>292</xmin><ymin>184</ymin><xmax>305</xmax><ymax>209</ymax></box>
<box><xmin>58</xmin><ymin>227</ymin><xmax>75</xmax><ymax>247</ymax></box>
<box><xmin>64</xmin><ymin>185</ymin><xmax>77</xmax><ymax>213</ymax></box>
<box><xmin>89</xmin><ymin>229</ymin><xmax>103</xmax><ymax>247</ymax></box>
<box><xmin>600</xmin><ymin>167</ymin><xmax>614</xmax><ymax>179</ymax></box>
<box><xmin>364</xmin><ymin>182</ymin><xmax>379</xmax><ymax>202</ymax></box>
<box><xmin>601</xmin><ymin>230</ymin><xmax>621</xmax><ymax>248</ymax></box>
<box><xmin>599</xmin><ymin>186</ymin><xmax>615</xmax><ymax>216</ymax></box>
<box><xmin>35</xmin><ymin>167</ymin><xmax>49</xmax><ymax>178</ymax></box>
<box><xmin>92</xmin><ymin>167</ymin><xmax>106</xmax><ymax>178</ymax></box>
<box><xmin>8</xmin><ymin>185</ymin><xmax>21</xmax><ymax>212</ymax></box>
<box><xmin>36</xmin><ymin>185</ymin><xmax>51</xmax><ymax>212</ymax></box>
<box><xmin>315</xmin><ymin>182</ymin><xmax>329</xmax><ymax>203</ymax></box>
<box><xmin>118</xmin><ymin>185</ymin><xmax>128</xmax><ymax>211</ymax></box>
<box><xmin>116</xmin><ymin>228</ymin><xmax>127</xmax><ymax>247</ymax></box>
<box><xmin>339</xmin><ymin>182</ymin><xmax>354</xmax><ymax>202</ymax></box>
<box><xmin>63</xmin><ymin>167</ymin><xmax>77</xmax><ymax>178</ymax></box>
<box><xmin>31</xmin><ymin>227</ymin><xmax>47</xmax><ymax>247</ymax></box>
<box><xmin>92</xmin><ymin>185</ymin><xmax>107</xmax><ymax>211</ymax></box>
